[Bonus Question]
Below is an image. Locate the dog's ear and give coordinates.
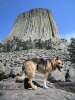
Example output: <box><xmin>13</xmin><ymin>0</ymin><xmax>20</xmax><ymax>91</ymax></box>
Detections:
<box><xmin>56</xmin><ymin>56</ymin><xmax>59</xmax><ymax>60</ymax></box>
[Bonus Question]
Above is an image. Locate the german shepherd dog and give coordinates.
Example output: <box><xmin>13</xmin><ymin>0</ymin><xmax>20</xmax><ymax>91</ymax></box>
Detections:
<box><xmin>16</xmin><ymin>56</ymin><xmax>63</xmax><ymax>89</ymax></box>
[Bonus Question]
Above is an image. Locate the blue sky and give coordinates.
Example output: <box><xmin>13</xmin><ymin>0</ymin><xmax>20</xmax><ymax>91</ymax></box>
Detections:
<box><xmin>0</xmin><ymin>0</ymin><xmax>75</xmax><ymax>42</ymax></box>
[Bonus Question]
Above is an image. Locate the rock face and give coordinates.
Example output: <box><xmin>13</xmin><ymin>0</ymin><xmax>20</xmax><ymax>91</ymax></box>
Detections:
<box><xmin>0</xmin><ymin>42</ymin><xmax>75</xmax><ymax>82</ymax></box>
<box><xmin>0</xmin><ymin>43</ymin><xmax>75</xmax><ymax>100</ymax></box>
<box><xmin>9</xmin><ymin>8</ymin><xmax>59</xmax><ymax>42</ymax></box>
<box><xmin>0</xmin><ymin>74</ymin><xmax>75</xmax><ymax>100</ymax></box>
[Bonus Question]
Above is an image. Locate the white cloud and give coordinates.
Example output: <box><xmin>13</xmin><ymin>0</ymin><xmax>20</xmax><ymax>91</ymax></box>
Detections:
<box><xmin>61</xmin><ymin>32</ymin><xmax>75</xmax><ymax>40</ymax></box>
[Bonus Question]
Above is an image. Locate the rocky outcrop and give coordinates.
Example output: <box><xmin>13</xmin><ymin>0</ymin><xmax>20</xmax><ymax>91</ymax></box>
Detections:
<box><xmin>0</xmin><ymin>41</ymin><xmax>75</xmax><ymax>81</ymax></box>
<box><xmin>9</xmin><ymin>8</ymin><xmax>59</xmax><ymax>42</ymax></box>
<box><xmin>0</xmin><ymin>42</ymin><xmax>75</xmax><ymax>100</ymax></box>
<box><xmin>0</xmin><ymin>75</ymin><xmax>75</xmax><ymax>100</ymax></box>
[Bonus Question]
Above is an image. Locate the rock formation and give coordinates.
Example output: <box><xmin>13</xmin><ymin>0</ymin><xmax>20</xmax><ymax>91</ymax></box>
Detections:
<box><xmin>9</xmin><ymin>8</ymin><xmax>60</xmax><ymax>42</ymax></box>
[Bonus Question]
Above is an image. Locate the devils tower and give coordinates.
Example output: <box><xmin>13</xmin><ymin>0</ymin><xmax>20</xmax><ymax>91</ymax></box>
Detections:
<box><xmin>9</xmin><ymin>8</ymin><xmax>60</xmax><ymax>42</ymax></box>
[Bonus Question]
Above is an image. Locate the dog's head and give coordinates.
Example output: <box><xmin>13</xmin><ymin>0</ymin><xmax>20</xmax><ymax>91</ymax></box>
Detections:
<box><xmin>52</xmin><ymin>56</ymin><xmax>63</xmax><ymax>72</ymax></box>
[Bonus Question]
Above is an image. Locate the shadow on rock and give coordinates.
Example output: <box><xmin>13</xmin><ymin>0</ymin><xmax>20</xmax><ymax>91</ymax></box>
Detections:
<box><xmin>24</xmin><ymin>78</ymin><xmax>43</xmax><ymax>89</ymax></box>
<box><xmin>0</xmin><ymin>92</ymin><xmax>4</xmax><ymax>96</ymax></box>
<box><xmin>53</xmin><ymin>81</ymin><xmax>75</xmax><ymax>93</ymax></box>
<box><xmin>48</xmin><ymin>76</ymin><xmax>75</xmax><ymax>93</ymax></box>
<box><xmin>33</xmin><ymin>81</ymin><xmax>43</xmax><ymax>88</ymax></box>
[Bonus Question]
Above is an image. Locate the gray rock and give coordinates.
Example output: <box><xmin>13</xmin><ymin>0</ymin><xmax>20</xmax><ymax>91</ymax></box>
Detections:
<box><xmin>8</xmin><ymin>8</ymin><xmax>59</xmax><ymax>42</ymax></box>
<box><xmin>0</xmin><ymin>62</ymin><xmax>5</xmax><ymax>74</ymax></box>
<box><xmin>0</xmin><ymin>40</ymin><xmax>74</xmax><ymax>81</ymax></box>
<box><xmin>0</xmin><ymin>74</ymin><xmax>75</xmax><ymax>100</ymax></box>
<box><xmin>0</xmin><ymin>61</ymin><xmax>6</xmax><ymax>80</ymax></box>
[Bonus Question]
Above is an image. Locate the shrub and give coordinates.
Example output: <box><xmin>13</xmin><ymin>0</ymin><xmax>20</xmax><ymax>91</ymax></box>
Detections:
<box><xmin>68</xmin><ymin>38</ymin><xmax>75</xmax><ymax>63</ymax></box>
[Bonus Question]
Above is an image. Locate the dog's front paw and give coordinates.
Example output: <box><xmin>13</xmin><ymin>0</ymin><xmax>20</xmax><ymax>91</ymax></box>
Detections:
<box><xmin>43</xmin><ymin>85</ymin><xmax>49</xmax><ymax>89</ymax></box>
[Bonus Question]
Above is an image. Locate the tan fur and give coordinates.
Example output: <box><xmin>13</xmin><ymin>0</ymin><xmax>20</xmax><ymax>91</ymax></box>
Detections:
<box><xmin>16</xmin><ymin>57</ymin><xmax>63</xmax><ymax>89</ymax></box>
<box><xmin>24</xmin><ymin>60</ymin><xmax>37</xmax><ymax>79</ymax></box>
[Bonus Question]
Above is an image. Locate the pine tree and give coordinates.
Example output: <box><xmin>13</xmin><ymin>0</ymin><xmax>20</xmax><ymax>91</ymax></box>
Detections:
<box><xmin>68</xmin><ymin>38</ymin><xmax>75</xmax><ymax>63</ymax></box>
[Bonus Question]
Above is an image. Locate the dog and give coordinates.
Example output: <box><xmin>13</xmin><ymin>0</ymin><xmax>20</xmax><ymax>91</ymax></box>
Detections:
<box><xmin>16</xmin><ymin>56</ymin><xmax>63</xmax><ymax>89</ymax></box>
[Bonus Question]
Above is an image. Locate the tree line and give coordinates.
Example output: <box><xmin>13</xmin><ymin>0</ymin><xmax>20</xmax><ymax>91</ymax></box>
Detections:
<box><xmin>0</xmin><ymin>37</ymin><xmax>54</xmax><ymax>52</ymax></box>
<box><xmin>68</xmin><ymin>38</ymin><xmax>75</xmax><ymax>63</ymax></box>
<box><xmin>0</xmin><ymin>37</ymin><xmax>75</xmax><ymax>64</ymax></box>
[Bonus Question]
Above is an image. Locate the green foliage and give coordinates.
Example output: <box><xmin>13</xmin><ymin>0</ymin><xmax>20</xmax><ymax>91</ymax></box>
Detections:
<box><xmin>68</xmin><ymin>38</ymin><xmax>75</xmax><ymax>63</ymax></box>
<box><xmin>34</xmin><ymin>39</ymin><xmax>53</xmax><ymax>49</ymax></box>
<box><xmin>45</xmin><ymin>39</ymin><xmax>53</xmax><ymax>49</ymax></box>
<box><xmin>0</xmin><ymin>43</ymin><xmax>4</xmax><ymax>52</ymax></box>
<box><xmin>22</xmin><ymin>13</ymin><xmax>25</xmax><ymax>18</ymax></box>
<box><xmin>26</xmin><ymin>38</ymin><xmax>33</xmax><ymax>49</ymax></box>
<box><xmin>0</xmin><ymin>43</ymin><xmax>3</xmax><ymax>47</ymax></box>
<box><xmin>34</xmin><ymin>39</ymin><xmax>43</xmax><ymax>49</ymax></box>
<box><xmin>0</xmin><ymin>37</ymin><xmax>55</xmax><ymax>52</ymax></box>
